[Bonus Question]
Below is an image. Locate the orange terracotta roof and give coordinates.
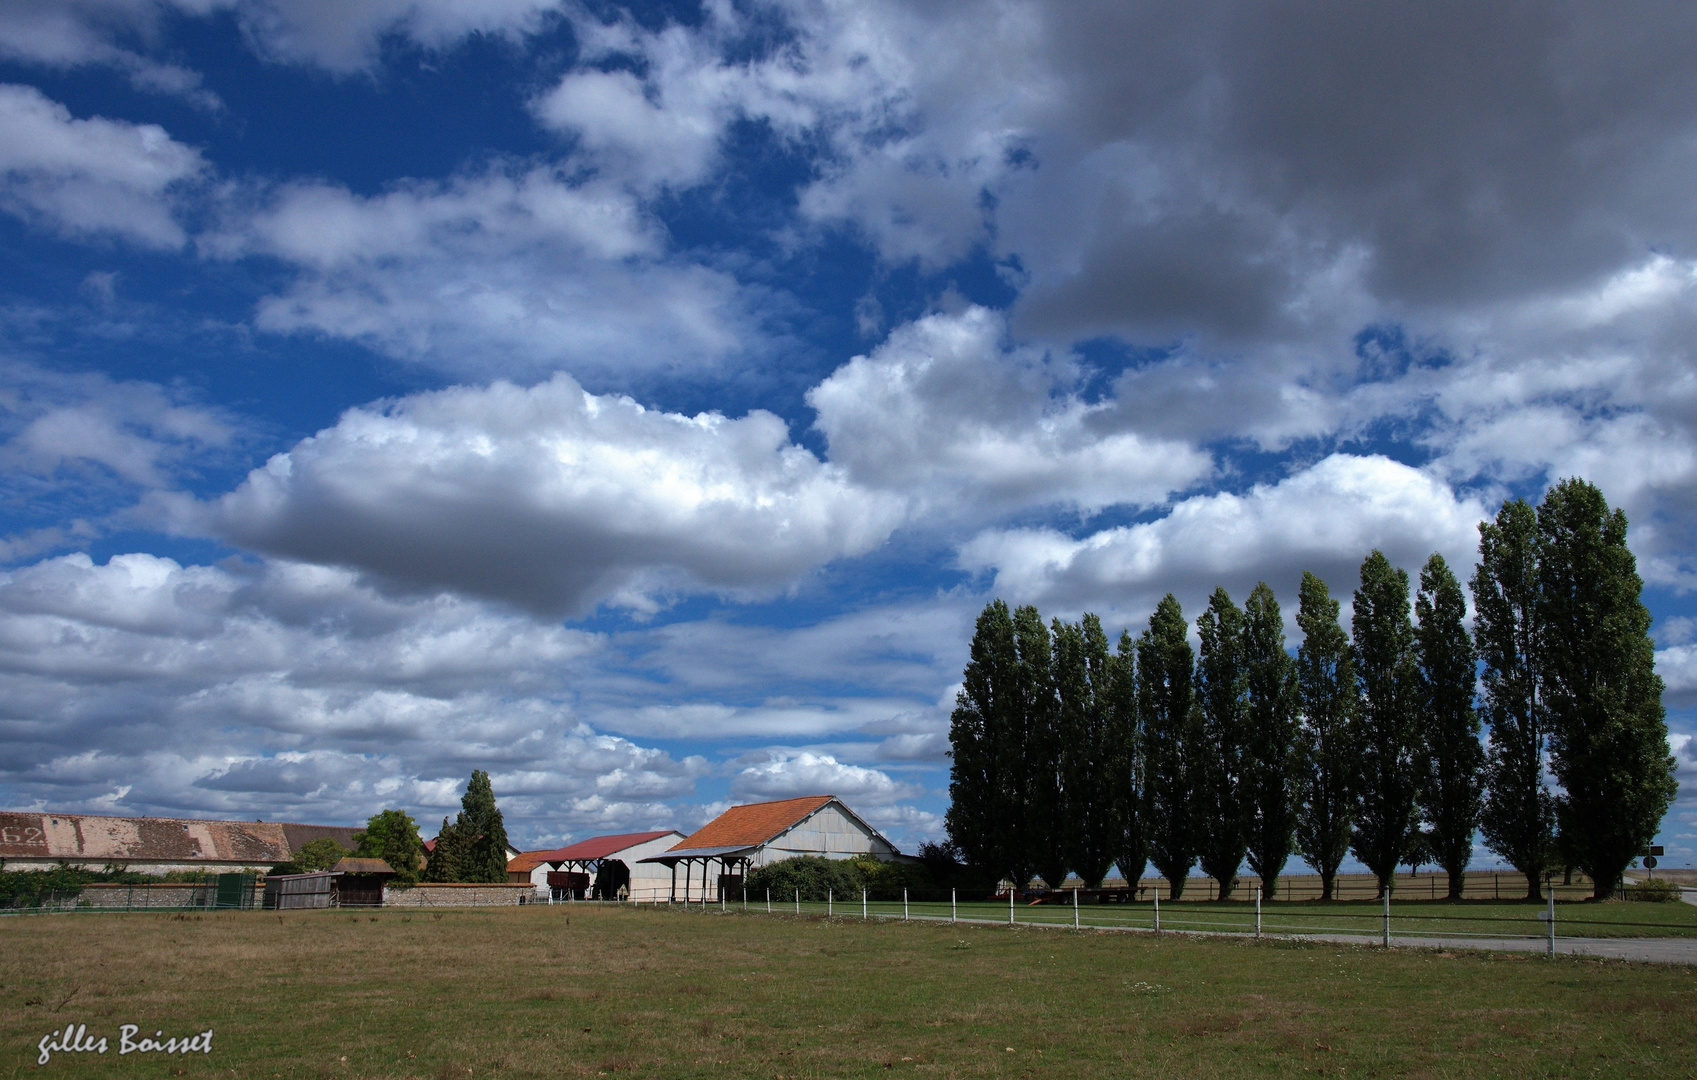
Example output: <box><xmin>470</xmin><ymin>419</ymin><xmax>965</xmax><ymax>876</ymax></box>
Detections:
<box><xmin>669</xmin><ymin>796</ymin><xmax>834</xmax><ymax>852</ymax></box>
<box><xmin>505</xmin><ymin>849</ymin><xmax>557</xmax><ymax>874</ymax></box>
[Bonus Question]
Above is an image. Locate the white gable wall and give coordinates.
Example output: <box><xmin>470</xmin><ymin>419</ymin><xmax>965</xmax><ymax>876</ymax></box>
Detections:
<box><xmin>754</xmin><ymin>802</ymin><xmax>896</xmax><ymax>867</ymax></box>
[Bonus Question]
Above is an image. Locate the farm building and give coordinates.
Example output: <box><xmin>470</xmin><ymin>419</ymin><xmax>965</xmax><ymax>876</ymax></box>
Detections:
<box><xmin>0</xmin><ymin>811</ymin><xmax>359</xmax><ymax>874</ymax></box>
<box><xmin>643</xmin><ymin>796</ymin><xmax>903</xmax><ymax>902</ymax></box>
<box><xmin>520</xmin><ymin>830</ymin><xmax>685</xmax><ymax>901</ymax></box>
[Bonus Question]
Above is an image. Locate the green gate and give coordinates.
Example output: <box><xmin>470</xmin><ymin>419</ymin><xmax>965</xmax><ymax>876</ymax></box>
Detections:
<box><xmin>214</xmin><ymin>873</ymin><xmax>256</xmax><ymax>909</ymax></box>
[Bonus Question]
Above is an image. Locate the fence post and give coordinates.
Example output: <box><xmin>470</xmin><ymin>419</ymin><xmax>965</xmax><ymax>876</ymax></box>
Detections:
<box><xmin>951</xmin><ymin>888</ymin><xmax>957</xmax><ymax>924</ymax></box>
<box><xmin>1382</xmin><ymin>891</ymin><xmax>1390</xmax><ymax>949</ymax></box>
<box><xmin>1009</xmin><ymin>886</ymin><xmax>1015</xmax><ymax>925</ymax></box>
<box><xmin>1153</xmin><ymin>889</ymin><xmax>1160</xmax><ymax>934</ymax></box>
<box><xmin>828</xmin><ymin>888</ymin><xmax>832</xmax><ymax>918</ymax></box>
<box><xmin>862</xmin><ymin>888</ymin><xmax>867</xmax><ymax>919</ymax></box>
<box><xmin>904</xmin><ymin>887</ymin><xmax>908</xmax><ymax>921</ymax></box>
<box><xmin>766</xmin><ymin>888</ymin><xmax>771</xmax><ymax>914</ymax></box>
<box><xmin>1255</xmin><ymin>890</ymin><xmax>1261</xmax><ymax>939</ymax></box>
<box><xmin>1547</xmin><ymin>884</ymin><xmax>1556</xmax><ymax>959</ymax></box>
<box><xmin>1073</xmin><ymin>887</ymin><xmax>1079</xmax><ymax>929</ymax></box>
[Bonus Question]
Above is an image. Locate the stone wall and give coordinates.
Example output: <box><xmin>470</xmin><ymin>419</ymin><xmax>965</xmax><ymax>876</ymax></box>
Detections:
<box><xmin>382</xmin><ymin>884</ymin><xmax>540</xmax><ymax>907</ymax></box>
<box><xmin>73</xmin><ymin>883</ymin><xmax>263</xmax><ymax>909</ymax></box>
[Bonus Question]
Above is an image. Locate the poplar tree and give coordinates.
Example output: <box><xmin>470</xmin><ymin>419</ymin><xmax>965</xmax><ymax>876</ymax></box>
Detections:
<box><xmin>947</xmin><ymin>600</ymin><xmax>1020</xmax><ymax>880</ymax></box>
<box><xmin>1013</xmin><ymin>605</ymin><xmax>1061</xmax><ymax>889</ymax></box>
<box><xmin>1414</xmin><ymin>553</ymin><xmax>1483</xmax><ymax>901</ymax></box>
<box><xmin>458</xmin><ymin>769</ymin><xmax>512</xmax><ymax>884</ymax></box>
<box><xmin>1537</xmin><ymin>479</ymin><xmax>1677</xmax><ymax>900</ymax></box>
<box><xmin>1058</xmin><ymin>614</ymin><xmax>1119</xmax><ymax>888</ymax></box>
<box><xmin>1139</xmin><ymin>594</ymin><xmax>1199</xmax><ymax>900</ymax></box>
<box><xmin>1473</xmin><ymin>499</ymin><xmax>1555</xmax><ymax>900</ymax></box>
<box><xmin>1195</xmin><ymin>587</ymin><xmax>1249</xmax><ymax>900</ymax></box>
<box><xmin>1293</xmin><ymin>571</ymin><xmax>1356</xmax><ymax>901</ymax></box>
<box><xmin>1243</xmin><ymin>581</ymin><xmax>1298</xmax><ymax>901</ymax></box>
<box><xmin>1107</xmin><ymin>630</ymin><xmax>1148</xmax><ymax>891</ymax></box>
<box><xmin>1351</xmin><ymin>551</ymin><xmax>1424</xmax><ymax>899</ymax></box>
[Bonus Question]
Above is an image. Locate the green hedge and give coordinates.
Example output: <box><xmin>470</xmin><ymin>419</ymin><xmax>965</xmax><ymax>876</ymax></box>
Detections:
<box><xmin>743</xmin><ymin>850</ymin><xmax>999</xmax><ymax>904</ymax></box>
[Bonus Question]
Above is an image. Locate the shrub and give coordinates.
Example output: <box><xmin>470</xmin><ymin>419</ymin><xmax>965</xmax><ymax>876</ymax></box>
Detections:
<box><xmin>1624</xmin><ymin>878</ymin><xmax>1681</xmax><ymax>903</ymax></box>
<box><xmin>745</xmin><ymin>856</ymin><xmax>867</xmax><ymax>902</ymax></box>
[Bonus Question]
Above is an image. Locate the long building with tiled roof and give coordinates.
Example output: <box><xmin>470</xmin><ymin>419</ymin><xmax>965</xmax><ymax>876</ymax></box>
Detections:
<box><xmin>0</xmin><ymin>811</ymin><xmax>359</xmax><ymax>874</ymax></box>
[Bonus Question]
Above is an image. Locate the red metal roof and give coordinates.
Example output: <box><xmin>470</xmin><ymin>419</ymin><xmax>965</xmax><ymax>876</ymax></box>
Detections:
<box><xmin>669</xmin><ymin>796</ymin><xmax>834</xmax><ymax>852</ymax></box>
<box><xmin>542</xmin><ymin>830</ymin><xmax>680</xmax><ymax>862</ymax></box>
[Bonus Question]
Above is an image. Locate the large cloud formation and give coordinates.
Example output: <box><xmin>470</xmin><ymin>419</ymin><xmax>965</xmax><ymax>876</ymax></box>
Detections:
<box><xmin>209</xmin><ymin>373</ymin><xmax>905</xmax><ymax>615</ymax></box>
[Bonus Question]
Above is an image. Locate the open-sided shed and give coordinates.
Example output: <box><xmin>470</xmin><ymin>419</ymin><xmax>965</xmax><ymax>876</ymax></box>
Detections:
<box><xmin>528</xmin><ymin>830</ymin><xmax>684</xmax><ymax>901</ymax></box>
<box><xmin>642</xmin><ymin>796</ymin><xmax>903</xmax><ymax>902</ymax></box>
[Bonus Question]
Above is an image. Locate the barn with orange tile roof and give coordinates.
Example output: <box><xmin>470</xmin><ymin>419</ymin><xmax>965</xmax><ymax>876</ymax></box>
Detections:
<box><xmin>641</xmin><ymin>795</ymin><xmax>904</xmax><ymax>902</ymax></box>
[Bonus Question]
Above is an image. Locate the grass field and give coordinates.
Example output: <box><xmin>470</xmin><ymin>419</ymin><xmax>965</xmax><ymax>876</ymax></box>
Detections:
<box><xmin>4</xmin><ymin>904</ymin><xmax>1696</xmax><ymax>1079</ymax></box>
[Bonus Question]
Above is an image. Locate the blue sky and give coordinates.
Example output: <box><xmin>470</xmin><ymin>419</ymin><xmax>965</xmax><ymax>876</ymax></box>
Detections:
<box><xmin>2</xmin><ymin>0</ymin><xmax>1696</xmax><ymax>872</ymax></box>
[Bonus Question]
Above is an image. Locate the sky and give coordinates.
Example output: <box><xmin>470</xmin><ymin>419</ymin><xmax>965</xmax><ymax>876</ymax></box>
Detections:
<box><xmin>1</xmin><ymin>0</ymin><xmax>1695</xmax><ymax>871</ymax></box>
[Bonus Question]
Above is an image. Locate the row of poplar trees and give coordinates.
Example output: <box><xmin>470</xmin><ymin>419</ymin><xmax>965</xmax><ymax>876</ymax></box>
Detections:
<box><xmin>946</xmin><ymin>478</ymin><xmax>1677</xmax><ymax>902</ymax></box>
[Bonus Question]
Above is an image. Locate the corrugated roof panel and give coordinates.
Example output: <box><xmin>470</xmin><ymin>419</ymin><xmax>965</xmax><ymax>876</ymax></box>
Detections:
<box><xmin>667</xmin><ymin>796</ymin><xmax>833</xmax><ymax>853</ymax></box>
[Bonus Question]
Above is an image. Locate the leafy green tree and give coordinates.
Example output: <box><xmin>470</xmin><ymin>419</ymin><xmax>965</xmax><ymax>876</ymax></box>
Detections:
<box><xmin>1057</xmin><ymin>614</ymin><xmax>1119</xmax><ymax>888</ymax></box>
<box><xmin>1013</xmin><ymin>605</ymin><xmax>1062</xmax><ymax>889</ymax></box>
<box><xmin>1415</xmin><ymin>553</ymin><xmax>1484</xmax><ymax>901</ymax></box>
<box><xmin>1473</xmin><ymin>498</ymin><xmax>1555</xmax><ymax>900</ymax></box>
<box><xmin>1294</xmin><ymin>571</ymin><xmax>1356</xmax><ymax>901</ymax></box>
<box><xmin>354</xmin><ymin>809</ymin><xmax>424</xmax><ymax>885</ymax></box>
<box><xmin>1537</xmin><ymin>479</ymin><xmax>1677</xmax><ymax>900</ymax></box>
<box><xmin>457</xmin><ymin>769</ymin><xmax>512</xmax><ymax>884</ymax></box>
<box><xmin>421</xmin><ymin>817</ymin><xmax>463</xmax><ymax>883</ymax></box>
<box><xmin>947</xmin><ymin>600</ymin><xmax>1021</xmax><ymax>882</ymax></box>
<box><xmin>292</xmin><ymin>837</ymin><xmax>350</xmax><ymax>872</ymax></box>
<box><xmin>1139</xmin><ymin>594</ymin><xmax>1198</xmax><ymax>900</ymax></box>
<box><xmin>1106</xmin><ymin>630</ymin><xmax>1149</xmax><ymax>891</ymax></box>
<box><xmin>1352</xmin><ymin>551</ymin><xmax>1425</xmax><ymax>899</ymax></box>
<box><xmin>1242</xmin><ymin>582</ymin><xmax>1298</xmax><ymax>901</ymax></box>
<box><xmin>1195</xmin><ymin>587</ymin><xmax>1249</xmax><ymax>900</ymax></box>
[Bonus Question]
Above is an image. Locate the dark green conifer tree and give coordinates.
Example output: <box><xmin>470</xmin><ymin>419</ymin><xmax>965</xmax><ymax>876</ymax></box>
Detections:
<box><xmin>1057</xmin><ymin>614</ymin><xmax>1118</xmax><ymax>888</ymax></box>
<box><xmin>1351</xmin><ymin>551</ymin><xmax>1425</xmax><ymax>899</ymax></box>
<box><xmin>1537</xmin><ymin>479</ymin><xmax>1677</xmax><ymax>900</ymax></box>
<box><xmin>458</xmin><ymin>769</ymin><xmax>511</xmax><ymax>884</ymax></box>
<box><xmin>1414</xmin><ymin>553</ymin><xmax>1483</xmax><ymax>901</ymax></box>
<box><xmin>1013</xmin><ymin>605</ymin><xmax>1062</xmax><ymax>889</ymax></box>
<box><xmin>1242</xmin><ymin>582</ymin><xmax>1298</xmax><ymax>901</ymax></box>
<box><xmin>1139</xmin><ymin>594</ymin><xmax>1198</xmax><ymax>900</ymax></box>
<box><xmin>421</xmin><ymin>816</ymin><xmax>463</xmax><ymax>883</ymax></box>
<box><xmin>1195</xmin><ymin>587</ymin><xmax>1249</xmax><ymax>900</ymax></box>
<box><xmin>1293</xmin><ymin>571</ymin><xmax>1356</xmax><ymax>901</ymax></box>
<box><xmin>947</xmin><ymin>600</ymin><xmax>1021</xmax><ymax>880</ymax></box>
<box><xmin>1473</xmin><ymin>499</ymin><xmax>1555</xmax><ymax>900</ymax></box>
<box><xmin>1106</xmin><ymin>630</ymin><xmax>1148</xmax><ymax>891</ymax></box>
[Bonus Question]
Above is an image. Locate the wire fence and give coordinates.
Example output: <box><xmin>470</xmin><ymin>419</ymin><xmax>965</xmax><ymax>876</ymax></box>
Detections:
<box><xmin>614</xmin><ymin>884</ymin><xmax>1697</xmax><ymax>957</ymax></box>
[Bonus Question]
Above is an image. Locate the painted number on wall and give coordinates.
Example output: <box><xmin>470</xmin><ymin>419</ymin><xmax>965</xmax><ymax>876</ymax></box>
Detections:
<box><xmin>0</xmin><ymin>826</ymin><xmax>46</xmax><ymax>845</ymax></box>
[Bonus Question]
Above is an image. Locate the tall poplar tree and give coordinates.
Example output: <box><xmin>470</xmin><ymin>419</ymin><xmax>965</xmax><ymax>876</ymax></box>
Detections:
<box><xmin>1013</xmin><ymin>605</ymin><xmax>1062</xmax><ymax>889</ymax></box>
<box><xmin>1537</xmin><ymin>479</ymin><xmax>1677</xmax><ymax>900</ymax></box>
<box><xmin>1473</xmin><ymin>499</ymin><xmax>1555</xmax><ymax>900</ymax></box>
<box><xmin>1139</xmin><ymin>594</ymin><xmax>1199</xmax><ymax>900</ymax></box>
<box><xmin>1243</xmin><ymin>581</ymin><xmax>1298</xmax><ymax>901</ymax></box>
<box><xmin>1195</xmin><ymin>587</ymin><xmax>1249</xmax><ymax>900</ymax></box>
<box><xmin>947</xmin><ymin>600</ymin><xmax>1020</xmax><ymax>880</ymax></box>
<box><xmin>1107</xmin><ymin>630</ymin><xmax>1148</xmax><ymax>891</ymax></box>
<box><xmin>1414</xmin><ymin>552</ymin><xmax>1483</xmax><ymax>901</ymax></box>
<box><xmin>1293</xmin><ymin>571</ymin><xmax>1356</xmax><ymax>901</ymax></box>
<box><xmin>1057</xmin><ymin>614</ymin><xmax>1119</xmax><ymax>888</ymax></box>
<box><xmin>1352</xmin><ymin>551</ymin><xmax>1424</xmax><ymax>898</ymax></box>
